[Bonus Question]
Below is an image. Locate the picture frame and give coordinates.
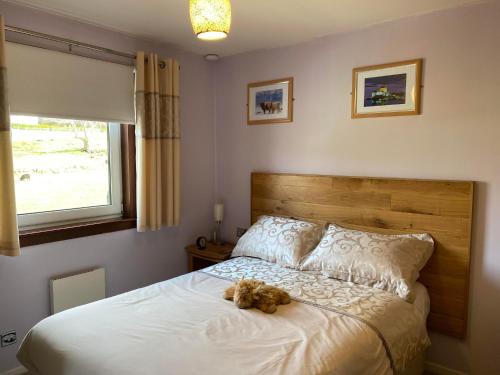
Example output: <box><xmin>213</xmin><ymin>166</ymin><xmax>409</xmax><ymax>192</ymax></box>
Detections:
<box><xmin>247</xmin><ymin>77</ymin><xmax>293</xmax><ymax>125</ymax></box>
<box><xmin>351</xmin><ymin>59</ymin><xmax>422</xmax><ymax>119</ymax></box>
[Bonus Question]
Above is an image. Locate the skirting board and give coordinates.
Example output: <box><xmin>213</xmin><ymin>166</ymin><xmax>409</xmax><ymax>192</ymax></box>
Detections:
<box><xmin>425</xmin><ymin>361</ymin><xmax>468</xmax><ymax>375</ymax></box>
<box><xmin>0</xmin><ymin>366</ymin><xmax>28</xmax><ymax>375</ymax></box>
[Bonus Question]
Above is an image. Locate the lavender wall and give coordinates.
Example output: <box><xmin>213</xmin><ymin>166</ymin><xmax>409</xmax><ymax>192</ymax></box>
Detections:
<box><xmin>0</xmin><ymin>2</ymin><xmax>215</xmax><ymax>372</ymax></box>
<box><xmin>1</xmin><ymin>0</ymin><xmax>499</xmax><ymax>373</ymax></box>
<box><xmin>214</xmin><ymin>2</ymin><xmax>500</xmax><ymax>374</ymax></box>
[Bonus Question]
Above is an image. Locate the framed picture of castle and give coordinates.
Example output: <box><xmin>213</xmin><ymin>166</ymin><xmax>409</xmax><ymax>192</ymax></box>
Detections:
<box><xmin>351</xmin><ymin>59</ymin><xmax>422</xmax><ymax>118</ymax></box>
<box><xmin>247</xmin><ymin>77</ymin><xmax>293</xmax><ymax>125</ymax></box>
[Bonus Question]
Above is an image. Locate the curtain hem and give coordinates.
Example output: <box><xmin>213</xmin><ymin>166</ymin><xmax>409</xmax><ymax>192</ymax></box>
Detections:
<box><xmin>0</xmin><ymin>248</ymin><xmax>21</xmax><ymax>257</ymax></box>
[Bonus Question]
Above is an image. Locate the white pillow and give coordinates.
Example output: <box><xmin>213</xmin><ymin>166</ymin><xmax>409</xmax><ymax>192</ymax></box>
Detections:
<box><xmin>300</xmin><ymin>223</ymin><xmax>434</xmax><ymax>301</ymax></box>
<box><xmin>231</xmin><ymin>215</ymin><xmax>324</xmax><ymax>268</ymax></box>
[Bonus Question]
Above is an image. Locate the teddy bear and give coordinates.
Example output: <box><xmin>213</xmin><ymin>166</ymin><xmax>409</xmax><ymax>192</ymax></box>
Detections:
<box><xmin>223</xmin><ymin>279</ymin><xmax>291</xmax><ymax>314</ymax></box>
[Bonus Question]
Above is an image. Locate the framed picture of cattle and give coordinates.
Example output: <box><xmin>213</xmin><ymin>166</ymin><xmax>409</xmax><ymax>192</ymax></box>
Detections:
<box><xmin>247</xmin><ymin>77</ymin><xmax>293</xmax><ymax>125</ymax></box>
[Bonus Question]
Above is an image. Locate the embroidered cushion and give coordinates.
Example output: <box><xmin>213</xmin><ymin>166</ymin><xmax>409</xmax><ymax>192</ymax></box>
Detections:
<box><xmin>231</xmin><ymin>215</ymin><xmax>324</xmax><ymax>268</ymax></box>
<box><xmin>300</xmin><ymin>223</ymin><xmax>434</xmax><ymax>301</ymax></box>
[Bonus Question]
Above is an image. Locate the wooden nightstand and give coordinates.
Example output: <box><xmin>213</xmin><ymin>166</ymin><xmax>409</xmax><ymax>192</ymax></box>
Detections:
<box><xmin>185</xmin><ymin>242</ymin><xmax>234</xmax><ymax>272</ymax></box>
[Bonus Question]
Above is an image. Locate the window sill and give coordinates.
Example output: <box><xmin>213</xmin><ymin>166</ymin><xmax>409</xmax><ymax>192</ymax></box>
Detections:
<box><xmin>20</xmin><ymin>217</ymin><xmax>137</xmax><ymax>247</ymax></box>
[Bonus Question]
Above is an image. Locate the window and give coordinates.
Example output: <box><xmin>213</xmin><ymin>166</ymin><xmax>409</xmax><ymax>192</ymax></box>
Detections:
<box><xmin>12</xmin><ymin>115</ymin><xmax>123</xmax><ymax>228</ymax></box>
<box><xmin>6</xmin><ymin>42</ymin><xmax>136</xmax><ymax>245</ymax></box>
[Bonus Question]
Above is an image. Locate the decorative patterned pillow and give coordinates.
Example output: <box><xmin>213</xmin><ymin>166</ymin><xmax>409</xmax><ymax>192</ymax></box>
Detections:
<box><xmin>300</xmin><ymin>224</ymin><xmax>434</xmax><ymax>301</ymax></box>
<box><xmin>231</xmin><ymin>215</ymin><xmax>324</xmax><ymax>269</ymax></box>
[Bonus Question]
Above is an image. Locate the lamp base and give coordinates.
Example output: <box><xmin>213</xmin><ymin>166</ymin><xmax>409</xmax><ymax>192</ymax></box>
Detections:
<box><xmin>213</xmin><ymin>221</ymin><xmax>223</xmax><ymax>245</ymax></box>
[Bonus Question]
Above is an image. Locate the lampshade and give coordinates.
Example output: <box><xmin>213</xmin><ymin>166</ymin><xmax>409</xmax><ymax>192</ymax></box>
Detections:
<box><xmin>189</xmin><ymin>0</ymin><xmax>231</xmax><ymax>41</ymax></box>
<box><xmin>214</xmin><ymin>203</ymin><xmax>224</xmax><ymax>222</ymax></box>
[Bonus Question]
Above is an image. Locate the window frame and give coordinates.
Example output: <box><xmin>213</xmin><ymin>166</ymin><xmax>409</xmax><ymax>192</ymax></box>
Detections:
<box><xmin>16</xmin><ymin>121</ymin><xmax>123</xmax><ymax>229</ymax></box>
<box><xmin>19</xmin><ymin>124</ymin><xmax>137</xmax><ymax>247</ymax></box>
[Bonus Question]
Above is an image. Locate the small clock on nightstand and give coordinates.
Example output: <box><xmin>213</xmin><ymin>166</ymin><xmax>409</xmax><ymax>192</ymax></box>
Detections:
<box><xmin>185</xmin><ymin>242</ymin><xmax>234</xmax><ymax>272</ymax></box>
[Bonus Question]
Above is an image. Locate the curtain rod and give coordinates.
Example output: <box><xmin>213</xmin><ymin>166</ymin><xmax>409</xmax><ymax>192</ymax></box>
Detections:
<box><xmin>5</xmin><ymin>24</ymin><xmax>136</xmax><ymax>60</ymax></box>
<box><xmin>4</xmin><ymin>24</ymin><xmax>170</xmax><ymax>69</ymax></box>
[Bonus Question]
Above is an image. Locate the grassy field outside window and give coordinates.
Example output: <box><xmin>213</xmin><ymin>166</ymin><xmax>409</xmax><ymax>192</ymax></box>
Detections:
<box><xmin>12</xmin><ymin>115</ymin><xmax>111</xmax><ymax>216</ymax></box>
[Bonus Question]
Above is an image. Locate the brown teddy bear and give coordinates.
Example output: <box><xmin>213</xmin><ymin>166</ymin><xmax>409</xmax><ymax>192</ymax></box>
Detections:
<box><xmin>223</xmin><ymin>279</ymin><xmax>291</xmax><ymax>314</ymax></box>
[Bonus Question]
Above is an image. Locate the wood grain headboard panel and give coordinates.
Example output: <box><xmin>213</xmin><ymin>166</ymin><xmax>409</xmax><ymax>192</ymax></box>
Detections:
<box><xmin>251</xmin><ymin>172</ymin><xmax>474</xmax><ymax>339</ymax></box>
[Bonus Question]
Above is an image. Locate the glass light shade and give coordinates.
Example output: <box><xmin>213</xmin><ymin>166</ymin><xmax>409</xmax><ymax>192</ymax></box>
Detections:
<box><xmin>189</xmin><ymin>0</ymin><xmax>231</xmax><ymax>41</ymax></box>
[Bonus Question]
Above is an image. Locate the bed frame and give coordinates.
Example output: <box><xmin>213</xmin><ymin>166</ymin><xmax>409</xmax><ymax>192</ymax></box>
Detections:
<box><xmin>251</xmin><ymin>172</ymin><xmax>474</xmax><ymax>339</ymax></box>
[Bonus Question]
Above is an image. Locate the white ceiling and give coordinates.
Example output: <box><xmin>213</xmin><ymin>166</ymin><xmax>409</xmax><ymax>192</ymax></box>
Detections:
<box><xmin>8</xmin><ymin>0</ymin><xmax>480</xmax><ymax>56</ymax></box>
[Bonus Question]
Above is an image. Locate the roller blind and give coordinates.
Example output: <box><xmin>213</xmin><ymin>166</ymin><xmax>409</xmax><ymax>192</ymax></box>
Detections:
<box><xmin>5</xmin><ymin>42</ymin><xmax>135</xmax><ymax>123</ymax></box>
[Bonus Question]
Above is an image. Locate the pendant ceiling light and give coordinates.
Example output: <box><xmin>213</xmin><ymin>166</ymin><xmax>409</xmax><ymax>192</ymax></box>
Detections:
<box><xmin>189</xmin><ymin>0</ymin><xmax>231</xmax><ymax>41</ymax></box>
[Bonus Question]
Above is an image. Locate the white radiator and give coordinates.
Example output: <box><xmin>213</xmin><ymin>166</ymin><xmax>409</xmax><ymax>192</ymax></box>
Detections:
<box><xmin>50</xmin><ymin>268</ymin><xmax>106</xmax><ymax>314</ymax></box>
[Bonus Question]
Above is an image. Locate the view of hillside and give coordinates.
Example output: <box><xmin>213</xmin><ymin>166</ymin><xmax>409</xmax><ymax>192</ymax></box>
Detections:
<box><xmin>11</xmin><ymin>116</ymin><xmax>111</xmax><ymax>215</ymax></box>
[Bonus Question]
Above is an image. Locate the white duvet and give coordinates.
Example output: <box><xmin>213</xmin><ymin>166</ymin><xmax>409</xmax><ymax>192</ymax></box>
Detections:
<box><xmin>18</xmin><ymin>257</ymin><xmax>429</xmax><ymax>375</ymax></box>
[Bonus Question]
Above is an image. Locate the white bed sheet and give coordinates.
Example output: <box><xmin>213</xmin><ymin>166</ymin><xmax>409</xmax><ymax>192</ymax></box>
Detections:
<box><xmin>18</xmin><ymin>258</ymin><xmax>429</xmax><ymax>375</ymax></box>
<box><xmin>412</xmin><ymin>282</ymin><xmax>430</xmax><ymax>320</ymax></box>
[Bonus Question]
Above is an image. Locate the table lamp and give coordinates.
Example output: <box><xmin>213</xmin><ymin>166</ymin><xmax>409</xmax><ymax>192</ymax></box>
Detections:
<box><xmin>213</xmin><ymin>203</ymin><xmax>224</xmax><ymax>245</ymax></box>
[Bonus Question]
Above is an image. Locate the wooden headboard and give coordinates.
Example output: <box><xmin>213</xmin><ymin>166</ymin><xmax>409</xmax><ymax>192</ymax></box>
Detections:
<box><xmin>251</xmin><ymin>172</ymin><xmax>474</xmax><ymax>339</ymax></box>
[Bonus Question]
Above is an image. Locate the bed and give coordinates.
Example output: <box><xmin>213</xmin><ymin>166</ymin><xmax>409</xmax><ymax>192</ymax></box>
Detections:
<box><xmin>19</xmin><ymin>257</ymin><xmax>429</xmax><ymax>375</ymax></box>
<box><xmin>17</xmin><ymin>173</ymin><xmax>474</xmax><ymax>375</ymax></box>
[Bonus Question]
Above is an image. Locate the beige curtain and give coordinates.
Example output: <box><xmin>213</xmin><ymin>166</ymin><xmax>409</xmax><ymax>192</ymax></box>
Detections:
<box><xmin>135</xmin><ymin>52</ymin><xmax>180</xmax><ymax>231</ymax></box>
<box><xmin>0</xmin><ymin>16</ymin><xmax>20</xmax><ymax>256</ymax></box>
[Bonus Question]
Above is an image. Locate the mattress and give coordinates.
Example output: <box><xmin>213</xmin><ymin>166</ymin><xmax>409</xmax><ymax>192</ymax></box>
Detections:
<box><xmin>18</xmin><ymin>257</ymin><xmax>430</xmax><ymax>375</ymax></box>
<box><xmin>412</xmin><ymin>282</ymin><xmax>430</xmax><ymax>320</ymax></box>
